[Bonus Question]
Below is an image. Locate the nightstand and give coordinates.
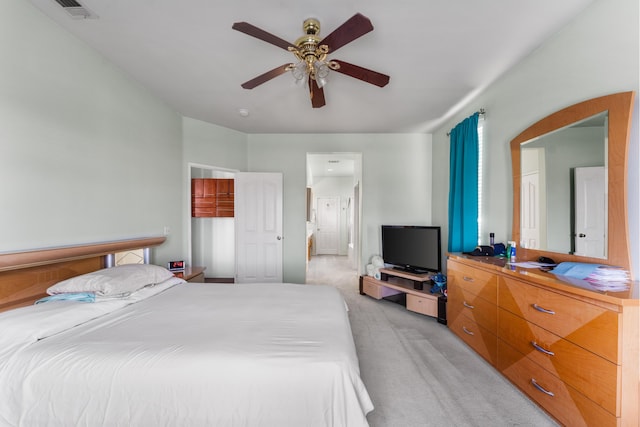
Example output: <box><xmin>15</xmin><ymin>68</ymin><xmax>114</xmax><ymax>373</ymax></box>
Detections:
<box><xmin>174</xmin><ymin>266</ymin><xmax>206</xmax><ymax>282</ymax></box>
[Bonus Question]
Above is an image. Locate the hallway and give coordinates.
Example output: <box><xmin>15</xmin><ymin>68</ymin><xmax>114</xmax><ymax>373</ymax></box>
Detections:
<box><xmin>306</xmin><ymin>255</ymin><xmax>359</xmax><ymax>288</ymax></box>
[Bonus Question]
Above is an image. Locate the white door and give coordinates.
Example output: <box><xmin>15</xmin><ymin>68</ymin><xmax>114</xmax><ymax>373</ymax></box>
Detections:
<box><xmin>235</xmin><ymin>172</ymin><xmax>283</xmax><ymax>283</ymax></box>
<box><xmin>315</xmin><ymin>197</ymin><xmax>339</xmax><ymax>254</ymax></box>
<box><xmin>574</xmin><ymin>166</ymin><xmax>606</xmax><ymax>258</ymax></box>
<box><xmin>521</xmin><ymin>172</ymin><xmax>541</xmax><ymax>249</ymax></box>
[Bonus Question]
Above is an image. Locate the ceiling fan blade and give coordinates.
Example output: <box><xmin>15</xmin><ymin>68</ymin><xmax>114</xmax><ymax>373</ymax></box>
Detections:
<box><xmin>319</xmin><ymin>13</ymin><xmax>374</xmax><ymax>54</ymax></box>
<box><xmin>241</xmin><ymin>64</ymin><xmax>291</xmax><ymax>89</ymax></box>
<box><xmin>232</xmin><ymin>22</ymin><xmax>296</xmax><ymax>51</ymax></box>
<box><xmin>309</xmin><ymin>76</ymin><xmax>326</xmax><ymax>108</ymax></box>
<box><xmin>332</xmin><ymin>60</ymin><xmax>390</xmax><ymax>87</ymax></box>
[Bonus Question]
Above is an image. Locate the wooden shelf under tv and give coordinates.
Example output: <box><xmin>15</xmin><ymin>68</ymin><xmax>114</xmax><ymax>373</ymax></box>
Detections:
<box><xmin>379</xmin><ymin>268</ymin><xmax>431</xmax><ymax>290</ymax></box>
<box><xmin>360</xmin><ymin>269</ymin><xmax>441</xmax><ymax>318</ymax></box>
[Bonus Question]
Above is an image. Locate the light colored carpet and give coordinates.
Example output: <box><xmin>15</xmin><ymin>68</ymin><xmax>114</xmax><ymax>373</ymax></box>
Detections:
<box><xmin>306</xmin><ymin>255</ymin><xmax>558</xmax><ymax>427</ymax></box>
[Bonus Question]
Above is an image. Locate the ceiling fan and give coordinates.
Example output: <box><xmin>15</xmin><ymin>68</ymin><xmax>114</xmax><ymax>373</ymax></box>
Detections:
<box><xmin>232</xmin><ymin>13</ymin><xmax>390</xmax><ymax>108</ymax></box>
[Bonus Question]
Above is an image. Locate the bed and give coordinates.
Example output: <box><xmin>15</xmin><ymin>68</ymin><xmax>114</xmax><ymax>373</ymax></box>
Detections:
<box><xmin>0</xmin><ymin>238</ymin><xmax>373</xmax><ymax>426</ymax></box>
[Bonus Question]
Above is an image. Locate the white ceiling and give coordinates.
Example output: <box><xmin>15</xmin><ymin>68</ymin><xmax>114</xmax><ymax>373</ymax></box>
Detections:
<box><xmin>28</xmin><ymin>0</ymin><xmax>594</xmax><ymax>134</ymax></box>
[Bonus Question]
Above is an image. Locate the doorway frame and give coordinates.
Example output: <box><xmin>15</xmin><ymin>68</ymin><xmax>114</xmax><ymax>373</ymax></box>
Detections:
<box><xmin>305</xmin><ymin>152</ymin><xmax>363</xmax><ymax>279</ymax></box>
<box><xmin>186</xmin><ymin>162</ymin><xmax>239</xmax><ymax>269</ymax></box>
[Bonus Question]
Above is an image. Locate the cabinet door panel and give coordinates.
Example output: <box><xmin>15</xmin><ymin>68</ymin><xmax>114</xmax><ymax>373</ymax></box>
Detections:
<box><xmin>192</xmin><ymin>179</ymin><xmax>204</xmax><ymax>197</ymax></box>
<box><xmin>203</xmin><ymin>179</ymin><xmax>217</xmax><ymax>197</ymax></box>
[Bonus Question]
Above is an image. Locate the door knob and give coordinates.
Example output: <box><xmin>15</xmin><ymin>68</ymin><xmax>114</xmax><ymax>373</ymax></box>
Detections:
<box><xmin>277</xmin><ymin>236</ymin><xmax>282</xmax><ymax>240</ymax></box>
<box><xmin>578</xmin><ymin>233</ymin><xmax>586</xmax><ymax>238</ymax></box>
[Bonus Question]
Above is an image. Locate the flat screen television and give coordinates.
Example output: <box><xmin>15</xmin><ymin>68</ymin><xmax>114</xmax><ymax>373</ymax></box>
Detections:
<box><xmin>381</xmin><ymin>225</ymin><xmax>442</xmax><ymax>274</ymax></box>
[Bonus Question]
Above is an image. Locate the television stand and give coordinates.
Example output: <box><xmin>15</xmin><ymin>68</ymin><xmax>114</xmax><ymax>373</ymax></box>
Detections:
<box><xmin>380</xmin><ymin>268</ymin><xmax>431</xmax><ymax>290</ymax></box>
<box><xmin>359</xmin><ymin>272</ymin><xmax>444</xmax><ymax>319</ymax></box>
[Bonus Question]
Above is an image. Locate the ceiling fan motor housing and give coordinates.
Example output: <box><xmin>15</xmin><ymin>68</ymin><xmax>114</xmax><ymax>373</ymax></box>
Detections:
<box><xmin>303</xmin><ymin>18</ymin><xmax>320</xmax><ymax>35</ymax></box>
<box><xmin>293</xmin><ymin>18</ymin><xmax>329</xmax><ymax>73</ymax></box>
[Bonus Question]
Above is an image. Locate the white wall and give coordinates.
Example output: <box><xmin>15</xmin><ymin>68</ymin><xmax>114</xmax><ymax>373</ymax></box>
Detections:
<box><xmin>0</xmin><ymin>0</ymin><xmax>184</xmax><ymax>266</ymax></box>
<box><xmin>182</xmin><ymin>117</ymin><xmax>248</xmax><ymax>170</ymax></box>
<box><xmin>247</xmin><ymin>133</ymin><xmax>433</xmax><ymax>283</ymax></box>
<box><xmin>432</xmin><ymin>0</ymin><xmax>640</xmax><ymax>277</ymax></box>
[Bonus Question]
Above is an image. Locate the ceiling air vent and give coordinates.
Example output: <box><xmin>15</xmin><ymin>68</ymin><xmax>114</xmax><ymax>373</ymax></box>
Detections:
<box><xmin>53</xmin><ymin>0</ymin><xmax>98</xmax><ymax>19</ymax></box>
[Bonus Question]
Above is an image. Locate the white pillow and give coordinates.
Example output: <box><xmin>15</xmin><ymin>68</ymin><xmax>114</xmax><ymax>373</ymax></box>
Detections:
<box><xmin>47</xmin><ymin>264</ymin><xmax>175</xmax><ymax>297</ymax></box>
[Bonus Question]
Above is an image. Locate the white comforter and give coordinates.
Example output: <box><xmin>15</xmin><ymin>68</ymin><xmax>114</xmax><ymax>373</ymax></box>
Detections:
<box><xmin>0</xmin><ymin>281</ymin><xmax>373</xmax><ymax>427</ymax></box>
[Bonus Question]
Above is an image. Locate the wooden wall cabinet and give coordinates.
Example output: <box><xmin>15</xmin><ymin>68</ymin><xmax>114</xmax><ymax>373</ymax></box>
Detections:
<box><xmin>447</xmin><ymin>254</ymin><xmax>639</xmax><ymax>427</ymax></box>
<box><xmin>191</xmin><ymin>178</ymin><xmax>234</xmax><ymax>218</ymax></box>
<box><xmin>215</xmin><ymin>178</ymin><xmax>234</xmax><ymax>217</ymax></box>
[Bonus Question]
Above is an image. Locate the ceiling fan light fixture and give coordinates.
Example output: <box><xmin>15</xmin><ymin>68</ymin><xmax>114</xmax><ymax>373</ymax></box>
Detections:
<box><xmin>314</xmin><ymin>61</ymin><xmax>330</xmax><ymax>79</ymax></box>
<box><xmin>316</xmin><ymin>75</ymin><xmax>328</xmax><ymax>89</ymax></box>
<box><xmin>290</xmin><ymin>58</ymin><xmax>332</xmax><ymax>88</ymax></box>
<box><xmin>291</xmin><ymin>61</ymin><xmax>307</xmax><ymax>81</ymax></box>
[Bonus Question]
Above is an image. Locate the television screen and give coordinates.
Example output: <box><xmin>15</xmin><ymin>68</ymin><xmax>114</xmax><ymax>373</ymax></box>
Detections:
<box><xmin>381</xmin><ymin>225</ymin><xmax>442</xmax><ymax>274</ymax></box>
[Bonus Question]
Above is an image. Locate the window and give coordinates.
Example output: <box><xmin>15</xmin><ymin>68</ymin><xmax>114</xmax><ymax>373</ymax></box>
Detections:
<box><xmin>477</xmin><ymin>113</ymin><xmax>485</xmax><ymax>245</ymax></box>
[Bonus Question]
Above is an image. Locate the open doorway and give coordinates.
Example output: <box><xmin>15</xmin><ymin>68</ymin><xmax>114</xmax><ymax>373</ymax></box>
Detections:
<box><xmin>188</xmin><ymin>163</ymin><xmax>237</xmax><ymax>281</ymax></box>
<box><xmin>305</xmin><ymin>153</ymin><xmax>362</xmax><ymax>284</ymax></box>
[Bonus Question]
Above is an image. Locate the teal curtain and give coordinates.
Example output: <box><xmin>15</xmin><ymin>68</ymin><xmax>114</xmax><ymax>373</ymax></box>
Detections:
<box><xmin>448</xmin><ymin>112</ymin><xmax>479</xmax><ymax>252</ymax></box>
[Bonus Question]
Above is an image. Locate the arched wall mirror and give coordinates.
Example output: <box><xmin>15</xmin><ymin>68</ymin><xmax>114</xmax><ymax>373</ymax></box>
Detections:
<box><xmin>511</xmin><ymin>91</ymin><xmax>635</xmax><ymax>274</ymax></box>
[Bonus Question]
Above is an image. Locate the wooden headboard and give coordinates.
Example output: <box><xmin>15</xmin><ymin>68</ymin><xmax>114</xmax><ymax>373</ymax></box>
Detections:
<box><xmin>0</xmin><ymin>237</ymin><xmax>166</xmax><ymax>312</ymax></box>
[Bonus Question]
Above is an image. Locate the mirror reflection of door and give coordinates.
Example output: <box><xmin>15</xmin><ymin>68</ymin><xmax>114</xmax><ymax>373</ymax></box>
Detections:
<box><xmin>518</xmin><ymin>111</ymin><xmax>607</xmax><ymax>254</ymax></box>
<box><xmin>315</xmin><ymin>197</ymin><xmax>339</xmax><ymax>255</ymax></box>
<box><xmin>521</xmin><ymin>172</ymin><xmax>540</xmax><ymax>249</ymax></box>
<box><xmin>574</xmin><ymin>166</ymin><xmax>606</xmax><ymax>258</ymax></box>
<box><xmin>521</xmin><ymin>147</ymin><xmax>546</xmax><ymax>249</ymax></box>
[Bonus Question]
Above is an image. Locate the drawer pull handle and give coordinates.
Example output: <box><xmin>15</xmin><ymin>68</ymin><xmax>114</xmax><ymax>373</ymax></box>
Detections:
<box><xmin>462</xmin><ymin>326</ymin><xmax>474</xmax><ymax>336</ymax></box>
<box><xmin>531</xmin><ymin>378</ymin><xmax>555</xmax><ymax>397</ymax></box>
<box><xmin>532</xmin><ymin>303</ymin><xmax>555</xmax><ymax>315</ymax></box>
<box><xmin>531</xmin><ymin>341</ymin><xmax>555</xmax><ymax>356</ymax></box>
<box><xmin>463</xmin><ymin>276</ymin><xmax>474</xmax><ymax>282</ymax></box>
<box><xmin>463</xmin><ymin>301</ymin><xmax>475</xmax><ymax>309</ymax></box>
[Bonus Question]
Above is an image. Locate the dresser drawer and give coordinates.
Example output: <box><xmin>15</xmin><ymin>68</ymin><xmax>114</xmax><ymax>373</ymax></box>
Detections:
<box><xmin>498</xmin><ymin>340</ymin><xmax>616</xmax><ymax>427</ymax></box>
<box><xmin>450</xmin><ymin>314</ymin><xmax>497</xmax><ymax>366</ymax></box>
<box><xmin>498</xmin><ymin>308</ymin><xmax>618</xmax><ymax>415</ymax></box>
<box><xmin>362</xmin><ymin>277</ymin><xmax>402</xmax><ymax>300</ymax></box>
<box><xmin>498</xmin><ymin>276</ymin><xmax>619</xmax><ymax>363</ymax></box>
<box><xmin>448</xmin><ymin>260</ymin><xmax>497</xmax><ymax>304</ymax></box>
<box><xmin>448</xmin><ymin>283</ymin><xmax>497</xmax><ymax>333</ymax></box>
<box><xmin>406</xmin><ymin>294</ymin><xmax>437</xmax><ymax>317</ymax></box>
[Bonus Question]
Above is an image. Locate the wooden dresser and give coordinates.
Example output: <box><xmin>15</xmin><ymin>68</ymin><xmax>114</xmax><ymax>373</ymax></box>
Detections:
<box><xmin>447</xmin><ymin>254</ymin><xmax>639</xmax><ymax>427</ymax></box>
